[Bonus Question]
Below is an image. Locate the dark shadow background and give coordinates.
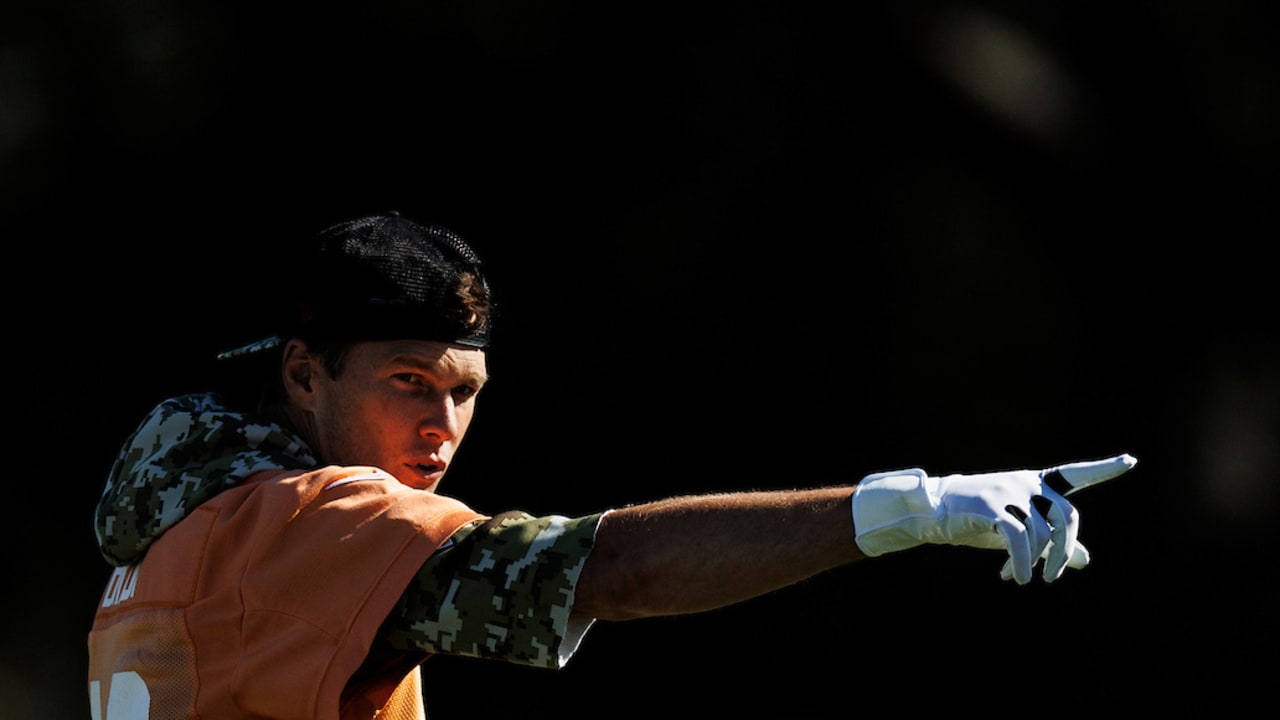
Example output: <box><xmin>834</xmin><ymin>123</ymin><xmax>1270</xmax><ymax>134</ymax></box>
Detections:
<box><xmin>4</xmin><ymin>1</ymin><xmax>1277</xmax><ymax>718</ymax></box>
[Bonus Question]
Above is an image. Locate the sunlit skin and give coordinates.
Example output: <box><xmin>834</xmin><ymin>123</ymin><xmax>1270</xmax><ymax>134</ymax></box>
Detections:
<box><xmin>279</xmin><ymin>338</ymin><xmax>488</xmax><ymax>492</ymax></box>
<box><xmin>277</xmin><ymin>334</ymin><xmax>863</xmax><ymax>622</ymax></box>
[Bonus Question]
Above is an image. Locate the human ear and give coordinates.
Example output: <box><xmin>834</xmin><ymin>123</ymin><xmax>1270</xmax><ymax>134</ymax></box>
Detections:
<box><xmin>280</xmin><ymin>339</ymin><xmax>317</xmax><ymax>410</ymax></box>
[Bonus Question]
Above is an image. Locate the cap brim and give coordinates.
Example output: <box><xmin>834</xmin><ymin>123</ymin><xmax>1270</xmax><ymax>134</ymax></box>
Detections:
<box><xmin>215</xmin><ymin>336</ymin><xmax>284</xmax><ymax>361</ymax></box>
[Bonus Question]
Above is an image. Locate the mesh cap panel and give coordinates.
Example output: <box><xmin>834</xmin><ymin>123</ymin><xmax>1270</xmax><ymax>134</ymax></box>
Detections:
<box><xmin>218</xmin><ymin>213</ymin><xmax>491</xmax><ymax>360</ymax></box>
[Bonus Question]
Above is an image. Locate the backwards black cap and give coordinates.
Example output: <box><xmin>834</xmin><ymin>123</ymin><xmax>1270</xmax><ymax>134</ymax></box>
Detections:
<box><xmin>217</xmin><ymin>213</ymin><xmax>492</xmax><ymax>360</ymax></box>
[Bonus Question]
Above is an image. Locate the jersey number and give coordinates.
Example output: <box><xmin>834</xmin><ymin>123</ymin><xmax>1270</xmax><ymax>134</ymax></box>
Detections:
<box><xmin>88</xmin><ymin>672</ymin><xmax>149</xmax><ymax>719</ymax></box>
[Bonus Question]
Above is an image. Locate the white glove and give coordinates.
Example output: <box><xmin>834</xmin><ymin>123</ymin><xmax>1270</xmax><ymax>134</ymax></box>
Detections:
<box><xmin>851</xmin><ymin>454</ymin><xmax>1137</xmax><ymax>584</ymax></box>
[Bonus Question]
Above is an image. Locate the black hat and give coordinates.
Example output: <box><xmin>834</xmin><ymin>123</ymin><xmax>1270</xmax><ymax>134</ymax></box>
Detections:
<box><xmin>217</xmin><ymin>213</ymin><xmax>491</xmax><ymax>360</ymax></box>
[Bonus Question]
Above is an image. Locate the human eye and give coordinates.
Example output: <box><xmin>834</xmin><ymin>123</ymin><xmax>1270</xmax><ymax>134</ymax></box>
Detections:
<box><xmin>392</xmin><ymin>372</ymin><xmax>427</xmax><ymax>388</ymax></box>
<box><xmin>451</xmin><ymin>384</ymin><xmax>479</xmax><ymax>403</ymax></box>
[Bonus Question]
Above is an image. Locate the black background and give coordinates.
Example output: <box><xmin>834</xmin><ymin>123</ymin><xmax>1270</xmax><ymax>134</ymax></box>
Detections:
<box><xmin>4</xmin><ymin>2</ymin><xmax>1277</xmax><ymax>718</ymax></box>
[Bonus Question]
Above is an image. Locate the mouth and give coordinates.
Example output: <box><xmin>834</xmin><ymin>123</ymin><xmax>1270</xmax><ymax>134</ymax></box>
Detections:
<box><xmin>408</xmin><ymin>458</ymin><xmax>446</xmax><ymax>487</ymax></box>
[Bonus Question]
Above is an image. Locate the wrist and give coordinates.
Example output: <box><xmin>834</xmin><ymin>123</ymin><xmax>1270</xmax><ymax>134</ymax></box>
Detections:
<box><xmin>851</xmin><ymin>468</ymin><xmax>938</xmax><ymax>556</ymax></box>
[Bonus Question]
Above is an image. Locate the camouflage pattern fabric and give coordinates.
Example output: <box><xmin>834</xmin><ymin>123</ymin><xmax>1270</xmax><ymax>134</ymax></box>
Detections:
<box><xmin>96</xmin><ymin>393</ymin><xmax>609</xmax><ymax>667</ymax></box>
<box><xmin>95</xmin><ymin>393</ymin><xmax>318</xmax><ymax>566</ymax></box>
<box><xmin>381</xmin><ymin>510</ymin><xmax>605</xmax><ymax>668</ymax></box>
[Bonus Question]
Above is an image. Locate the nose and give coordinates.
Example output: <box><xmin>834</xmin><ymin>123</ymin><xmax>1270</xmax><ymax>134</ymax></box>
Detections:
<box><xmin>418</xmin><ymin>392</ymin><xmax>460</xmax><ymax>443</ymax></box>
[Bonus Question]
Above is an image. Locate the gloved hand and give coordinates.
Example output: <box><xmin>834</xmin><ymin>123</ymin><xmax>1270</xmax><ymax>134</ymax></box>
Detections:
<box><xmin>851</xmin><ymin>454</ymin><xmax>1137</xmax><ymax>584</ymax></box>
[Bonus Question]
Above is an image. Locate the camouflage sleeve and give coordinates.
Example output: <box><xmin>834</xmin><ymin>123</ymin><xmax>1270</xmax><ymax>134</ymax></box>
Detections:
<box><xmin>95</xmin><ymin>393</ymin><xmax>318</xmax><ymax>566</ymax></box>
<box><xmin>378</xmin><ymin>510</ymin><xmax>608</xmax><ymax>669</ymax></box>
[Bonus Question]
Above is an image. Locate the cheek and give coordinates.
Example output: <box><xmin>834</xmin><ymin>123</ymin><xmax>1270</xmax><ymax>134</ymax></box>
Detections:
<box><xmin>312</xmin><ymin>388</ymin><xmax>382</xmax><ymax>464</ymax></box>
<box><xmin>311</xmin><ymin>403</ymin><xmax>354</xmax><ymax>464</ymax></box>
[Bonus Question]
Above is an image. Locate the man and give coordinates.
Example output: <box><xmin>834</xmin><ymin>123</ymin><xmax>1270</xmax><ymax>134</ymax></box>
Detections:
<box><xmin>88</xmin><ymin>212</ymin><xmax>1136</xmax><ymax>719</ymax></box>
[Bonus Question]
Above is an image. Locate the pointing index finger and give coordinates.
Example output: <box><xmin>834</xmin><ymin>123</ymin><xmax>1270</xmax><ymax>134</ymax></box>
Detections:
<box><xmin>1043</xmin><ymin>453</ymin><xmax>1138</xmax><ymax>496</ymax></box>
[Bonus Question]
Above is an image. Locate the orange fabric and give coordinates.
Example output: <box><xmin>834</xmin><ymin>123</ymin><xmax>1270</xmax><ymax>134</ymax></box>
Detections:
<box><xmin>88</xmin><ymin>466</ymin><xmax>486</xmax><ymax>720</ymax></box>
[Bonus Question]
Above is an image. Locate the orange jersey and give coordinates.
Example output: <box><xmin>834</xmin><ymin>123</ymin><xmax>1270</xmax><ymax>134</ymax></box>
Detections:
<box><xmin>88</xmin><ymin>465</ymin><xmax>487</xmax><ymax>719</ymax></box>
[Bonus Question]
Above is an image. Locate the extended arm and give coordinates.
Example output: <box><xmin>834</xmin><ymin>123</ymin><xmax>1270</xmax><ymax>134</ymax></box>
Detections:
<box><xmin>374</xmin><ymin>454</ymin><xmax>1134</xmax><ymax>670</ymax></box>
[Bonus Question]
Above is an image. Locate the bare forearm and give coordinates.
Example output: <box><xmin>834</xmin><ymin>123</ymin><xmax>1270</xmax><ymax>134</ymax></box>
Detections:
<box><xmin>573</xmin><ymin>487</ymin><xmax>865</xmax><ymax>621</ymax></box>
